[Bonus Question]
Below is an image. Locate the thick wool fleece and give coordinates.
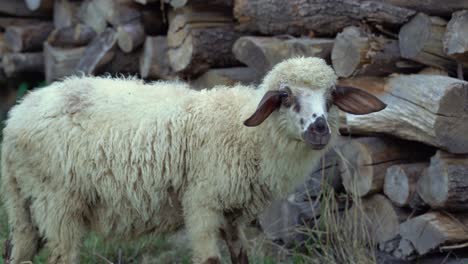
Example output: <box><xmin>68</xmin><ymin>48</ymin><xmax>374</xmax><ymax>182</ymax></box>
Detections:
<box><xmin>1</xmin><ymin>57</ymin><xmax>338</xmax><ymax>263</ymax></box>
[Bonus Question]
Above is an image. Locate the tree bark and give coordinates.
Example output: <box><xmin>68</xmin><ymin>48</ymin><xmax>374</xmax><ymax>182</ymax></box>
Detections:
<box><xmin>340</xmin><ymin>74</ymin><xmax>468</xmax><ymax>154</ymax></box>
<box><xmin>0</xmin><ymin>0</ymin><xmax>51</xmax><ymax>17</ymax></box>
<box><xmin>332</xmin><ymin>26</ymin><xmax>422</xmax><ymax>78</ymax></box>
<box><xmin>2</xmin><ymin>52</ymin><xmax>44</xmax><ymax>77</ymax></box>
<box><xmin>338</xmin><ymin>136</ymin><xmax>433</xmax><ymax>197</ymax></box>
<box><xmin>0</xmin><ymin>18</ymin><xmax>44</xmax><ymax>30</ymax></box>
<box><xmin>382</xmin><ymin>0</ymin><xmax>468</xmax><ymax>17</ymax></box>
<box><xmin>44</xmin><ymin>43</ymin><xmax>86</xmax><ymax>83</ymax></box>
<box><xmin>233</xmin><ymin>0</ymin><xmax>415</xmax><ymax>36</ymax></box>
<box><xmin>233</xmin><ymin>36</ymin><xmax>334</xmax><ymax>77</ymax></box>
<box><xmin>417</xmin><ymin>151</ymin><xmax>468</xmax><ymax>211</ymax></box>
<box><xmin>74</xmin><ymin>28</ymin><xmax>118</xmax><ymax>75</ymax></box>
<box><xmin>384</xmin><ymin>163</ymin><xmax>428</xmax><ymax>208</ymax></box>
<box><xmin>77</xmin><ymin>0</ymin><xmax>107</xmax><ymax>34</ymax></box>
<box><xmin>399</xmin><ymin>13</ymin><xmax>466</xmax><ymax>73</ymax></box>
<box><xmin>117</xmin><ymin>20</ymin><xmax>145</xmax><ymax>53</ymax></box>
<box><xmin>164</xmin><ymin>0</ymin><xmax>233</xmax><ymax>8</ymax></box>
<box><xmin>191</xmin><ymin>67</ymin><xmax>260</xmax><ymax>90</ymax></box>
<box><xmin>47</xmin><ymin>24</ymin><xmax>96</xmax><ymax>48</ymax></box>
<box><xmin>5</xmin><ymin>22</ymin><xmax>54</xmax><ymax>52</ymax></box>
<box><xmin>25</xmin><ymin>0</ymin><xmax>54</xmax><ymax>13</ymax></box>
<box><xmin>443</xmin><ymin>10</ymin><xmax>468</xmax><ymax>66</ymax></box>
<box><xmin>94</xmin><ymin>0</ymin><xmax>141</xmax><ymax>27</ymax></box>
<box><xmin>139</xmin><ymin>36</ymin><xmax>174</xmax><ymax>80</ymax></box>
<box><xmin>400</xmin><ymin>212</ymin><xmax>468</xmax><ymax>255</ymax></box>
<box><xmin>53</xmin><ymin>0</ymin><xmax>80</xmax><ymax>29</ymax></box>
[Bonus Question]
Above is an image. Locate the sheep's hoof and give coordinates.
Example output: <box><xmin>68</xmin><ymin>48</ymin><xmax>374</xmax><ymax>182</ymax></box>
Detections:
<box><xmin>3</xmin><ymin>238</ymin><xmax>11</xmax><ymax>264</ymax></box>
<box><xmin>203</xmin><ymin>256</ymin><xmax>221</xmax><ymax>264</ymax></box>
<box><xmin>238</xmin><ymin>247</ymin><xmax>249</xmax><ymax>264</ymax></box>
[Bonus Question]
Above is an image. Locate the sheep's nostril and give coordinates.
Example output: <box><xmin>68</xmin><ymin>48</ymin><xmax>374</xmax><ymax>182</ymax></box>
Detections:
<box><xmin>313</xmin><ymin>117</ymin><xmax>328</xmax><ymax>134</ymax></box>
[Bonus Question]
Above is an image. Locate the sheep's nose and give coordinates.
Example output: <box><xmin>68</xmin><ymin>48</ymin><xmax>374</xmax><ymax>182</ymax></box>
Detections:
<box><xmin>309</xmin><ymin>116</ymin><xmax>329</xmax><ymax>135</ymax></box>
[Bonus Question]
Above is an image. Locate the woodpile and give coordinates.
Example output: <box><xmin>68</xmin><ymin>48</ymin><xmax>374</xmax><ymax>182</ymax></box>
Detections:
<box><xmin>0</xmin><ymin>1</ymin><xmax>468</xmax><ymax>262</ymax></box>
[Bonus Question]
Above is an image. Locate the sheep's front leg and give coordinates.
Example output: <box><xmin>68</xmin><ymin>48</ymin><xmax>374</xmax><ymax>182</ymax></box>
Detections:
<box><xmin>220</xmin><ymin>220</ymin><xmax>249</xmax><ymax>264</ymax></box>
<box><xmin>183</xmin><ymin>199</ymin><xmax>224</xmax><ymax>264</ymax></box>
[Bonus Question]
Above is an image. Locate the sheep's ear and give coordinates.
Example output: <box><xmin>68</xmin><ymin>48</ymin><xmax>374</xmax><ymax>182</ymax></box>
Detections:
<box><xmin>332</xmin><ymin>86</ymin><xmax>387</xmax><ymax>115</ymax></box>
<box><xmin>244</xmin><ymin>90</ymin><xmax>282</xmax><ymax>127</ymax></box>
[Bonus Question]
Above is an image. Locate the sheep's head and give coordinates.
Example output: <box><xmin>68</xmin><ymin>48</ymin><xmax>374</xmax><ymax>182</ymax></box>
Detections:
<box><xmin>244</xmin><ymin>57</ymin><xmax>386</xmax><ymax>149</ymax></box>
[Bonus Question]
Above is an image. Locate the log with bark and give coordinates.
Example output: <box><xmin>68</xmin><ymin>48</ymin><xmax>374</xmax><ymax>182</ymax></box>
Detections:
<box><xmin>400</xmin><ymin>212</ymin><xmax>468</xmax><ymax>255</ymax></box>
<box><xmin>233</xmin><ymin>0</ymin><xmax>415</xmax><ymax>36</ymax></box>
<box><xmin>338</xmin><ymin>136</ymin><xmax>433</xmax><ymax>197</ymax></box>
<box><xmin>2</xmin><ymin>52</ymin><xmax>44</xmax><ymax>77</ymax></box>
<box><xmin>384</xmin><ymin>0</ymin><xmax>468</xmax><ymax>17</ymax></box>
<box><xmin>340</xmin><ymin>74</ymin><xmax>468</xmax><ymax>154</ymax></box>
<box><xmin>191</xmin><ymin>67</ymin><xmax>259</xmax><ymax>90</ymax></box>
<box><xmin>5</xmin><ymin>22</ymin><xmax>54</xmax><ymax>52</ymax></box>
<box><xmin>25</xmin><ymin>0</ymin><xmax>54</xmax><ymax>13</ymax></box>
<box><xmin>0</xmin><ymin>18</ymin><xmax>44</xmax><ymax>30</ymax></box>
<box><xmin>165</xmin><ymin>0</ymin><xmax>233</xmax><ymax>9</ymax></box>
<box><xmin>77</xmin><ymin>0</ymin><xmax>107</xmax><ymax>34</ymax></box>
<box><xmin>417</xmin><ymin>151</ymin><xmax>468</xmax><ymax>211</ymax></box>
<box><xmin>141</xmin><ymin>7</ymin><xmax>166</xmax><ymax>36</ymax></box>
<box><xmin>54</xmin><ymin>0</ymin><xmax>80</xmax><ymax>29</ymax></box>
<box><xmin>74</xmin><ymin>28</ymin><xmax>118</xmax><ymax>75</ymax></box>
<box><xmin>332</xmin><ymin>26</ymin><xmax>422</xmax><ymax>78</ymax></box>
<box><xmin>0</xmin><ymin>0</ymin><xmax>51</xmax><ymax>17</ymax></box>
<box><xmin>44</xmin><ymin>43</ymin><xmax>86</xmax><ymax>83</ymax></box>
<box><xmin>399</xmin><ymin>13</ymin><xmax>467</xmax><ymax>73</ymax></box>
<box><xmin>233</xmin><ymin>36</ymin><xmax>334</xmax><ymax>77</ymax></box>
<box><xmin>94</xmin><ymin>0</ymin><xmax>141</xmax><ymax>27</ymax></box>
<box><xmin>47</xmin><ymin>24</ymin><xmax>96</xmax><ymax>48</ymax></box>
<box><xmin>443</xmin><ymin>10</ymin><xmax>468</xmax><ymax>67</ymax></box>
<box><xmin>139</xmin><ymin>36</ymin><xmax>174</xmax><ymax>80</ymax></box>
<box><xmin>167</xmin><ymin>8</ymin><xmax>241</xmax><ymax>77</ymax></box>
<box><xmin>117</xmin><ymin>20</ymin><xmax>145</xmax><ymax>53</ymax></box>
<box><xmin>383</xmin><ymin>163</ymin><xmax>429</xmax><ymax>209</ymax></box>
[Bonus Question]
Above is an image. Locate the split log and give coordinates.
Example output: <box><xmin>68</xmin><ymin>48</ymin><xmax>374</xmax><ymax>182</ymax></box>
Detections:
<box><xmin>54</xmin><ymin>0</ymin><xmax>80</xmax><ymax>29</ymax></box>
<box><xmin>75</xmin><ymin>28</ymin><xmax>118</xmax><ymax>75</ymax></box>
<box><xmin>0</xmin><ymin>0</ymin><xmax>51</xmax><ymax>17</ymax></box>
<box><xmin>117</xmin><ymin>20</ymin><xmax>145</xmax><ymax>53</ymax></box>
<box><xmin>102</xmin><ymin>48</ymin><xmax>141</xmax><ymax>75</ymax></box>
<box><xmin>47</xmin><ymin>24</ymin><xmax>96</xmax><ymax>48</ymax></box>
<box><xmin>340</xmin><ymin>74</ymin><xmax>468</xmax><ymax>154</ymax></box>
<box><xmin>417</xmin><ymin>151</ymin><xmax>468</xmax><ymax>211</ymax></box>
<box><xmin>233</xmin><ymin>0</ymin><xmax>415</xmax><ymax>36</ymax></box>
<box><xmin>141</xmin><ymin>8</ymin><xmax>166</xmax><ymax>36</ymax></box>
<box><xmin>44</xmin><ymin>43</ymin><xmax>86</xmax><ymax>83</ymax></box>
<box><xmin>5</xmin><ymin>22</ymin><xmax>54</xmax><ymax>52</ymax></box>
<box><xmin>383</xmin><ymin>163</ymin><xmax>428</xmax><ymax>208</ymax></box>
<box><xmin>94</xmin><ymin>0</ymin><xmax>141</xmax><ymax>27</ymax></box>
<box><xmin>443</xmin><ymin>10</ymin><xmax>468</xmax><ymax>65</ymax></box>
<box><xmin>233</xmin><ymin>36</ymin><xmax>334</xmax><ymax>77</ymax></box>
<box><xmin>332</xmin><ymin>26</ymin><xmax>422</xmax><ymax>78</ymax></box>
<box><xmin>2</xmin><ymin>52</ymin><xmax>44</xmax><ymax>77</ymax></box>
<box><xmin>354</xmin><ymin>194</ymin><xmax>411</xmax><ymax>244</ymax></box>
<box><xmin>167</xmin><ymin>10</ymin><xmax>241</xmax><ymax>77</ymax></box>
<box><xmin>400</xmin><ymin>212</ymin><xmax>468</xmax><ymax>255</ymax></box>
<box><xmin>77</xmin><ymin>0</ymin><xmax>107</xmax><ymax>34</ymax></box>
<box><xmin>191</xmin><ymin>67</ymin><xmax>259</xmax><ymax>90</ymax></box>
<box><xmin>139</xmin><ymin>36</ymin><xmax>174</xmax><ymax>80</ymax></box>
<box><xmin>338</xmin><ymin>136</ymin><xmax>433</xmax><ymax>197</ymax></box>
<box><xmin>399</xmin><ymin>13</ymin><xmax>466</xmax><ymax>72</ymax></box>
<box><xmin>25</xmin><ymin>0</ymin><xmax>54</xmax><ymax>13</ymax></box>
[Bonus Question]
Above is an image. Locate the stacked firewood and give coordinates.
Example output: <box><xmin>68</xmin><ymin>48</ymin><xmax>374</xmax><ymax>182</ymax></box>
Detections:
<box><xmin>0</xmin><ymin>0</ymin><xmax>468</xmax><ymax>261</ymax></box>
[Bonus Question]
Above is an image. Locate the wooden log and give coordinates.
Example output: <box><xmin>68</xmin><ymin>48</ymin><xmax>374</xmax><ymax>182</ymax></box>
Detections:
<box><xmin>102</xmin><ymin>48</ymin><xmax>141</xmax><ymax>75</ymax></box>
<box><xmin>5</xmin><ymin>22</ymin><xmax>54</xmax><ymax>52</ymax></box>
<box><xmin>134</xmin><ymin>0</ymin><xmax>158</xmax><ymax>4</ymax></box>
<box><xmin>139</xmin><ymin>36</ymin><xmax>174</xmax><ymax>80</ymax></box>
<box><xmin>74</xmin><ymin>28</ymin><xmax>118</xmax><ymax>75</ymax></box>
<box><xmin>47</xmin><ymin>24</ymin><xmax>96</xmax><ymax>48</ymax></box>
<box><xmin>0</xmin><ymin>33</ymin><xmax>8</xmax><ymax>57</ymax></box>
<box><xmin>77</xmin><ymin>0</ymin><xmax>107</xmax><ymax>34</ymax></box>
<box><xmin>340</xmin><ymin>74</ymin><xmax>468</xmax><ymax>154</ymax></box>
<box><xmin>332</xmin><ymin>26</ymin><xmax>422</xmax><ymax>78</ymax></box>
<box><xmin>0</xmin><ymin>0</ymin><xmax>51</xmax><ymax>17</ymax></box>
<box><xmin>54</xmin><ymin>0</ymin><xmax>80</xmax><ymax>29</ymax></box>
<box><xmin>167</xmin><ymin>10</ymin><xmax>241</xmax><ymax>77</ymax></box>
<box><xmin>354</xmin><ymin>194</ymin><xmax>411</xmax><ymax>244</ymax></box>
<box><xmin>25</xmin><ymin>0</ymin><xmax>54</xmax><ymax>13</ymax></box>
<box><xmin>443</xmin><ymin>10</ymin><xmax>468</xmax><ymax>65</ymax></box>
<box><xmin>44</xmin><ymin>43</ymin><xmax>86</xmax><ymax>83</ymax></box>
<box><xmin>191</xmin><ymin>67</ymin><xmax>260</xmax><ymax>90</ymax></box>
<box><xmin>399</xmin><ymin>13</ymin><xmax>466</xmax><ymax>73</ymax></box>
<box><xmin>2</xmin><ymin>52</ymin><xmax>44</xmax><ymax>77</ymax></box>
<box><xmin>233</xmin><ymin>36</ymin><xmax>334</xmax><ymax>77</ymax></box>
<box><xmin>417</xmin><ymin>151</ymin><xmax>468</xmax><ymax>211</ymax></box>
<box><xmin>117</xmin><ymin>20</ymin><xmax>145</xmax><ymax>53</ymax></box>
<box><xmin>400</xmin><ymin>212</ymin><xmax>468</xmax><ymax>255</ymax></box>
<box><xmin>164</xmin><ymin>0</ymin><xmax>233</xmax><ymax>8</ymax></box>
<box><xmin>233</xmin><ymin>0</ymin><xmax>415</xmax><ymax>36</ymax></box>
<box><xmin>384</xmin><ymin>0</ymin><xmax>468</xmax><ymax>17</ymax></box>
<box><xmin>94</xmin><ymin>0</ymin><xmax>141</xmax><ymax>27</ymax></box>
<box><xmin>338</xmin><ymin>136</ymin><xmax>433</xmax><ymax>197</ymax></box>
<box><xmin>0</xmin><ymin>18</ymin><xmax>44</xmax><ymax>30</ymax></box>
<box><xmin>384</xmin><ymin>163</ymin><xmax>428</xmax><ymax>208</ymax></box>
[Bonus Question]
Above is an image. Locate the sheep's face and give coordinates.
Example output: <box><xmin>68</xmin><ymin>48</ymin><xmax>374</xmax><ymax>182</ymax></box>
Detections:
<box><xmin>244</xmin><ymin>57</ymin><xmax>387</xmax><ymax>149</ymax></box>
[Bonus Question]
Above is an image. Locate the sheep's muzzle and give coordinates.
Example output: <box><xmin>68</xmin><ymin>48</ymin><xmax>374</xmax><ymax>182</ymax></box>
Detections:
<box><xmin>302</xmin><ymin>116</ymin><xmax>330</xmax><ymax>150</ymax></box>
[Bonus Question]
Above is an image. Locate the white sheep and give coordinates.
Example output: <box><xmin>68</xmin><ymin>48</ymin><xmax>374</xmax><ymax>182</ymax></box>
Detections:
<box><xmin>1</xmin><ymin>57</ymin><xmax>385</xmax><ymax>264</ymax></box>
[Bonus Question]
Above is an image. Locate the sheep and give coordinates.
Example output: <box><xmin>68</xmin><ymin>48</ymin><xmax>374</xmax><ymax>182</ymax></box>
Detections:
<box><xmin>1</xmin><ymin>57</ymin><xmax>386</xmax><ymax>264</ymax></box>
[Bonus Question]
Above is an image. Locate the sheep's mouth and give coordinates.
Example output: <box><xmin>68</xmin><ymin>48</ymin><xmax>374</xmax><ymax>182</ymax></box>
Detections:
<box><xmin>302</xmin><ymin>133</ymin><xmax>331</xmax><ymax>150</ymax></box>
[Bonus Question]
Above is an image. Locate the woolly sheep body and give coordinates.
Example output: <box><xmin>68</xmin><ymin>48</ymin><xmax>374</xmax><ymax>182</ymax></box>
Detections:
<box><xmin>1</xmin><ymin>58</ymin><xmax>339</xmax><ymax>264</ymax></box>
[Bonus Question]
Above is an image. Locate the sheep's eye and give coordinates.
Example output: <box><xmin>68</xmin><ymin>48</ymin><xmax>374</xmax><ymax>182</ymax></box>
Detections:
<box><xmin>279</xmin><ymin>91</ymin><xmax>289</xmax><ymax>98</ymax></box>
